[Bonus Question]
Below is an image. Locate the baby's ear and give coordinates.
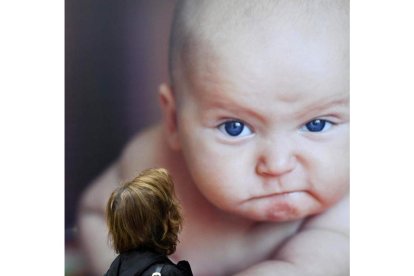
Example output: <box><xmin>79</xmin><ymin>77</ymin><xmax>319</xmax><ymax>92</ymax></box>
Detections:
<box><xmin>159</xmin><ymin>83</ymin><xmax>181</xmax><ymax>150</ymax></box>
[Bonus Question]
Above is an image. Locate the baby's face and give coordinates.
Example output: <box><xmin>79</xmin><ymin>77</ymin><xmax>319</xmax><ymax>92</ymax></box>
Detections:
<box><xmin>174</xmin><ymin>12</ymin><xmax>349</xmax><ymax>222</ymax></box>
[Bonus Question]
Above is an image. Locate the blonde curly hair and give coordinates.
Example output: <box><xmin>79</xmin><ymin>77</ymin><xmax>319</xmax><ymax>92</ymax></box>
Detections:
<box><xmin>106</xmin><ymin>168</ymin><xmax>183</xmax><ymax>255</ymax></box>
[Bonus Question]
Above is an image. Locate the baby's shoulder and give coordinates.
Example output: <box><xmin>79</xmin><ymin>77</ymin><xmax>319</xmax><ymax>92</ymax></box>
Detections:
<box><xmin>119</xmin><ymin>123</ymin><xmax>172</xmax><ymax>180</ymax></box>
<box><xmin>78</xmin><ymin>123</ymin><xmax>175</xmax><ymax>218</ymax></box>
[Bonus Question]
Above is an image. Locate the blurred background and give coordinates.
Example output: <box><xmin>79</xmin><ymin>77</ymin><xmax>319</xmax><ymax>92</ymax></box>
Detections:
<box><xmin>65</xmin><ymin>0</ymin><xmax>176</xmax><ymax>274</ymax></box>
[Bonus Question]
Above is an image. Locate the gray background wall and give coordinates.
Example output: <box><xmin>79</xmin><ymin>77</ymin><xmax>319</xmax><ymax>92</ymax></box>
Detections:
<box><xmin>65</xmin><ymin>0</ymin><xmax>176</xmax><ymax>230</ymax></box>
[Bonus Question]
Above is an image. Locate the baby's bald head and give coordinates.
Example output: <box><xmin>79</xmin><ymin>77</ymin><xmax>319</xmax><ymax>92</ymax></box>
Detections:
<box><xmin>168</xmin><ymin>0</ymin><xmax>349</xmax><ymax>101</ymax></box>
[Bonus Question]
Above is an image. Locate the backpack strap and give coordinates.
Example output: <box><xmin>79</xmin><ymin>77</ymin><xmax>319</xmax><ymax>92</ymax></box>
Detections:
<box><xmin>151</xmin><ymin>264</ymin><xmax>164</xmax><ymax>276</ymax></box>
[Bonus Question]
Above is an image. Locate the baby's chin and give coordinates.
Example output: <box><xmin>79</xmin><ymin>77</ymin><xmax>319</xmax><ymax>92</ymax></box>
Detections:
<box><xmin>228</xmin><ymin>191</ymin><xmax>325</xmax><ymax>222</ymax></box>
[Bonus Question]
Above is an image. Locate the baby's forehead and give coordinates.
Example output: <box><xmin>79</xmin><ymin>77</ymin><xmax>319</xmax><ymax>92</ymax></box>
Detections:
<box><xmin>171</xmin><ymin>0</ymin><xmax>349</xmax><ymax>97</ymax></box>
<box><xmin>173</xmin><ymin>0</ymin><xmax>348</xmax><ymax>65</ymax></box>
<box><xmin>177</xmin><ymin>0</ymin><xmax>347</xmax><ymax>39</ymax></box>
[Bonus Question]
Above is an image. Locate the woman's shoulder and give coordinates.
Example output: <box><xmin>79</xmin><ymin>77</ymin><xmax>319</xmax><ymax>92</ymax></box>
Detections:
<box><xmin>162</xmin><ymin>260</ymin><xmax>193</xmax><ymax>276</ymax></box>
<box><xmin>143</xmin><ymin>260</ymin><xmax>193</xmax><ymax>276</ymax></box>
<box><xmin>175</xmin><ymin>260</ymin><xmax>192</xmax><ymax>274</ymax></box>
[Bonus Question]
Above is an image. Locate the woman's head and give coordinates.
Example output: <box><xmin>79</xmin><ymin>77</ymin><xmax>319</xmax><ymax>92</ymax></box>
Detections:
<box><xmin>106</xmin><ymin>168</ymin><xmax>183</xmax><ymax>255</ymax></box>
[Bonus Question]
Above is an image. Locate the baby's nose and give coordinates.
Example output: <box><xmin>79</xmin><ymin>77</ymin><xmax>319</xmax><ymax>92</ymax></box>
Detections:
<box><xmin>255</xmin><ymin>137</ymin><xmax>296</xmax><ymax>177</ymax></box>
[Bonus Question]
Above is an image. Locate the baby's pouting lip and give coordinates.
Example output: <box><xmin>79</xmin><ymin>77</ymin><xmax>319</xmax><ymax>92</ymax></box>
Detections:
<box><xmin>242</xmin><ymin>191</ymin><xmax>307</xmax><ymax>220</ymax></box>
<box><xmin>247</xmin><ymin>190</ymin><xmax>305</xmax><ymax>202</ymax></box>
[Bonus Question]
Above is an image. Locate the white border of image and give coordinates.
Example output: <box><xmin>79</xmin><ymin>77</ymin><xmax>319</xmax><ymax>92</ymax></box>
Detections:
<box><xmin>1</xmin><ymin>0</ymin><xmax>414</xmax><ymax>274</ymax></box>
<box><xmin>0</xmin><ymin>0</ymin><xmax>64</xmax><ymax>274</ymax></box>
<box><xmin>351</xmin><ymin>0</ymin><xmax>414</xmax><ymax>274</ymax></box>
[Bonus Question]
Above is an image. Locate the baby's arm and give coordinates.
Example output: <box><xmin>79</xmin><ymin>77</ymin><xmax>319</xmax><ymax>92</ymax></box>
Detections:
<box><xmin>77</xmin><ymin>163</ymin><xmax>120</xmax><ymax>274</ymax></box>
<box><xmin>236</xmin><ymin>194</ymin><xmax>349</xmax><ymax>276</ymax></box>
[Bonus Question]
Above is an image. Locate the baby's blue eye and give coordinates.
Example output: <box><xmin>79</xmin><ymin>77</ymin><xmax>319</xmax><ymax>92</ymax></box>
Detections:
<box><xmin>218</xmin><ymin>120</ymin><xmax>253</xmax><ymax>137</ymax></box>
<box><xmin>303</xmin><ymin>119</ymin><xmax>332</xmax><ymax>132</ymax></box>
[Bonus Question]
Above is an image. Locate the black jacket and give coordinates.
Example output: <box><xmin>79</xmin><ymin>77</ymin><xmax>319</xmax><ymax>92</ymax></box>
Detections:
<box><xmin>104</xmin><ymin>248</ymin><xmax>193</xmax><ymax>276</ymax></box>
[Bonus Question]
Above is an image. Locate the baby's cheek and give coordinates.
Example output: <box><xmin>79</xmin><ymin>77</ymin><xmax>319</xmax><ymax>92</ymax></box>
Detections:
<box><xmin>314</xmin><ymin>159</ymin><xmax>349</xmax><ymax>197</ymax></box>
<box><xmin>318</xmin><ymin>181</ymin><xmax>349</xmax><ymax>210</ymax></box>
<box><xmin>191</xmin><ymin>164</ymin><xmax>237</xmax><ymax>196</ymax></box>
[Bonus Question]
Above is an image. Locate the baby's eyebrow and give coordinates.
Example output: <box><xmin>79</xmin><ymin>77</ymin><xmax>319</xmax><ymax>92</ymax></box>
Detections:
<box><xmin>296</xmin><ymin>96</ymin><xmax>349</xmax><ymax>118</ymax></box>
<box><xmin>205</xmin><ymin>98</ymin><xmax>268</xmax><ymax>123</ymax></box>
